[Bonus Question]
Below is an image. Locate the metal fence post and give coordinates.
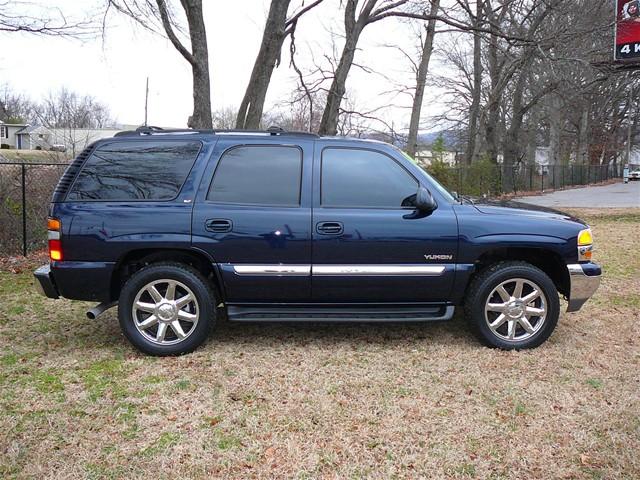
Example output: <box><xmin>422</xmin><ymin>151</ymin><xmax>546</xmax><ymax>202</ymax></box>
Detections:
<box><xmin>21</xmin><ymin>164</ymin><xmax>27</xmax><ymax>257</ymax></box>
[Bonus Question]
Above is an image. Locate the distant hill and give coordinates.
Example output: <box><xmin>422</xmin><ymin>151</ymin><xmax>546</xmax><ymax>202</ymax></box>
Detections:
<box><xmin>416</xmin><ymin>131</ymin><xmax>461</xmax><ymax>150</ymax></box>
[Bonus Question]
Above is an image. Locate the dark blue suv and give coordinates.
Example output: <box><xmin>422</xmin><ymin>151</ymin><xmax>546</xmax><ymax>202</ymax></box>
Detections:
<box><xmin>34</xmin><ymin>127</ymin><xmax>601</xmax><ymax>355</ymax></box>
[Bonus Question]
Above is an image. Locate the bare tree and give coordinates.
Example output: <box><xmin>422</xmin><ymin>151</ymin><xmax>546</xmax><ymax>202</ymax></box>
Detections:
<box><xmin>35</xmin><ymin>87</ymin><xmax>114</xmax><ymax>156</ymax></box>
<box><xmin>0</xmin><ymin>85</ymin><xmax>37</xmax><ymax>123</ymax></box>
<box><xmin>212</xmin><ymin>106</ymin><xmax>238</xmax><ymax>129</ymax></box>
<box><xmin>405</xmin><ymin>0</ymin><xmax>440</xmax><ymax>157</ymax></box>
<box><xmin>0</xmin><ymin>1</ymin><xmax>95</xmax><ymax>36</ymax></box>
<box><xmin>236</xmin><ymin>0</ymin><xmax>324</xmax><ymax>129</ymax></box>
<box><xmin>462</xmin><ymin>0</ymin><xmax>484</xmax><ymax>165</ymax></box>
<box><xmin>106</xmin><ymin>0</ymin><xmax>212</xmax><ymax>129</ymax></box>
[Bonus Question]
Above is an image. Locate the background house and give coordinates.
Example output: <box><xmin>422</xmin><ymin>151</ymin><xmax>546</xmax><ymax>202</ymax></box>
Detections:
<box><xmin>1</xmin><ymin>121</ymin><xmax>127</xmax><ymax>155</ymax></box>
<box><xmin>0</xmin><ymin>121</ymin><xmax>30</xmax><ymax>149</ymax></box>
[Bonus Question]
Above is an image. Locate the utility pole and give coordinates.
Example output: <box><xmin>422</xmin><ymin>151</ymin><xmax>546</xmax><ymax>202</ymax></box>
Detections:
<box><xmin>144</xmin><ymin>77</ymin><xmax>149</xmax><ymax>127</ymax></box>
<box><xmin>627</xmin><ymin>84</ymin><xmax>634</xmax><ymax>166</ymax></box>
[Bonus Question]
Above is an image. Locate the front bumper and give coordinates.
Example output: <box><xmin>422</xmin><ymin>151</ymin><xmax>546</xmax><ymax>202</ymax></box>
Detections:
<box><xmin>566</xmin><ymin>263</ymin><xmax>601</xmax><ymax>312</ymax></box>
<box><xmin>33</xmin><ymin>264</ymin><xmax>60</xmax><ymax>299</ymax></box>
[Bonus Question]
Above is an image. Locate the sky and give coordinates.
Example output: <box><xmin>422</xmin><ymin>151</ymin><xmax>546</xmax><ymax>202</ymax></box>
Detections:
<box><xmin>1</xmin><ymin>0</ymin><xmax>451</xmax><ymax>130</ymax></box>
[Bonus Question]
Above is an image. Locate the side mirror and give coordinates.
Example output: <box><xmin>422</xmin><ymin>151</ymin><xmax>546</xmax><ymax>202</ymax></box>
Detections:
<box><xmin>415</xmin><ymin>187</ymin><xmax>437</xmax><ymax>212</ymax></box>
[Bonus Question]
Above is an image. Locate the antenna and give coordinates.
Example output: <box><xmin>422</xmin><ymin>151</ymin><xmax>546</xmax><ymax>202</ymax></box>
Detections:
<box><xmin>144</xmin><ymin>77</ymin><xmax>149</xmax><ymax>127</ymax></box>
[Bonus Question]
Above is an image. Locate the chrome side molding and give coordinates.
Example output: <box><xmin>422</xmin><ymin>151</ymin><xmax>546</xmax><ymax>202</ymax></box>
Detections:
<box><xmin>230</xmin><ymin>264</ymin><xmax>446</xmax><ymax>276</ymax></box>
<box><xmin>232</xmin><ymin>265</ymin><xmax>311</xmax><ymax>276</ymax></box>
<box><xmin>313</xmin><ymin>265</ymin><xmax>446</xmax><ymax>276</ymax></box>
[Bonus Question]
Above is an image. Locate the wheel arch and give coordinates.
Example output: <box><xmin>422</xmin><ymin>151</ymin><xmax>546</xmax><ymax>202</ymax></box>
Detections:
<box><xmin>110</xmin><ymin>247</ymin><xmax>225</xmax><ymax>302</ymax></box>
<box><xmin>468</xmin><ymin>247</ymin><xmax>569</xmax><ymax>298</ymax></box>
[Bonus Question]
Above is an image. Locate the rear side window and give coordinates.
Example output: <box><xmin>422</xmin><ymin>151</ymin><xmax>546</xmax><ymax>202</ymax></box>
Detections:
<box><xmin>321</xmin><ymin>148</ymin><xmax>418</xmax><ymax>208</ymax></box>
<box><xmin>66</xmin><ymin>140</ymin><xmax>201</xmax><ymax>201</ymax></box>
<box><xmin>207</xmin><ymin>145</ymin><xmax>302</xmax><ymax>206</ymax></box>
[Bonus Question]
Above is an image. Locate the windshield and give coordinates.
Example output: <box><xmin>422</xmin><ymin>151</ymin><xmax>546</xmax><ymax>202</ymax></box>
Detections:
<box><xmin>398</xmin><ymin>149</ymin><xmax>457</xmax><ymax>203</ymax></box>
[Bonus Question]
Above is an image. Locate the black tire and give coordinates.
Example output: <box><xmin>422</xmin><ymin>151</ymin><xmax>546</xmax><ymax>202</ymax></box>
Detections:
<box><xmin>118</xmin><ymin>262</ymin><xmax>216</xmax><ymax>356</ymax></box>
<box><xmin>464</xmin><ymin>261</ymin><xmax>560</xmax><ymax>350</ymax></box>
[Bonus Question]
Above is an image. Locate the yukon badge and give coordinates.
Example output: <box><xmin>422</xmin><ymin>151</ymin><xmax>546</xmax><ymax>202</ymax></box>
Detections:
<box><xmin>424</xmin><ymin>254</ymin><xmax>453</xmax><ymax>261</ymax></box>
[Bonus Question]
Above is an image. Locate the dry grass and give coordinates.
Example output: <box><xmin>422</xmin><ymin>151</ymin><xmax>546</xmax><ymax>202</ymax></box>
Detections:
<box><xmin>0</xmin><ymin>209</ymin><xmax>638</xmax><ymax>479</ymax></box>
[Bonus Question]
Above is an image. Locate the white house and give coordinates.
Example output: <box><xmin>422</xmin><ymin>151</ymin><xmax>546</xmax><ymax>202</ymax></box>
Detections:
<box><xmin>1</xmin><ymin>121</ymin><xmax>125</xmax><ymax>155</ymax></box>
<box><xmin>415</xmin><ymin>149</ymin><xmax>458</xmax><ymax>166</ymax></box>
<box><xmin>0</xmin><ymin>121</ymin><xmax>30</xmax><ymax>149</ymax></box>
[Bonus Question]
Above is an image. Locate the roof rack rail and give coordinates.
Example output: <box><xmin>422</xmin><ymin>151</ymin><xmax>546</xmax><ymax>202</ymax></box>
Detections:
<box><xmin>113</xmin><ymin>125</ymin><xmax>319</xmax><ymax>138</ymax></box>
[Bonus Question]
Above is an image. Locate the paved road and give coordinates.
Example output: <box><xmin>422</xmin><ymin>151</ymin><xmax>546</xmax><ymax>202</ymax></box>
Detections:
<box><xmin>516</xmin><ymin>181</ymin><xmax>640</xmax><ymax>208</ymax></box>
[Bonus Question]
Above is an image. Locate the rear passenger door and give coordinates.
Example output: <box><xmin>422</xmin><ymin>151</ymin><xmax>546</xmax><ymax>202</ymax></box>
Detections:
<box><xmin>192</xmin><ymin>138</ymin><xmax>313</xmax><ymax>303</ymax></box>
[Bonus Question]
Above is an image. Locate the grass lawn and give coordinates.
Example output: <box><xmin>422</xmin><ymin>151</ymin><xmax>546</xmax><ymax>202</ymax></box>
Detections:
<box><xmin>0</xmin><ymin>149</ymin><xmax>70</xmax><ymax>164</ymax></box>
<box><xmin>0</xmin><ymin>209</ymin><xmax>638</xmax><ymax>479</ymax></box>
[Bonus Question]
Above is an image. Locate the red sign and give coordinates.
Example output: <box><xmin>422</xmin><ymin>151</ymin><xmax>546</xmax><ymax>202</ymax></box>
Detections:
<box><xmin>616</xmin><ymin>0</ymin><xmax>640</xmax><ymax>60</ymax></box>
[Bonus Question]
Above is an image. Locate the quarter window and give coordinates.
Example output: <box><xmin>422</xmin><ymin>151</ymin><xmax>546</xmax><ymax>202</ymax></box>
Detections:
<box><xmin>67</xmin><ymin>140</ymin><xmax>201</xmax><ymax>201</ymax></box>
<box><xmin>321</xmin><ymin>148</ymin><xmax>418</xmax><ymax>208</ymax></box>
<box><xmin>208</xmin><ymin>145</ymin><xmax>302</xmax><ymax>206</ymax></box>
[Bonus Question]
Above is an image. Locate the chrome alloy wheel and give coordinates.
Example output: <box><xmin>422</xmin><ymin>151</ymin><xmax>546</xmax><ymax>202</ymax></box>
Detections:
<box><xmin>484</xmin><ymin>278</ymin><xmax>547</xmax><ymax>342</ymax></box>
<box><xmin>132</xmin><ymin>279</ymin><xmax>199</xmax><ymax>345</ymax></box>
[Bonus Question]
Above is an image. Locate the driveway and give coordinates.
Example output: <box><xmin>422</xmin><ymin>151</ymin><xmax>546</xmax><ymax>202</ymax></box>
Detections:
<box><xmin>516</xmin><ymin>181</ymin><xmax>640</xmax><ymax>208</ymax></box>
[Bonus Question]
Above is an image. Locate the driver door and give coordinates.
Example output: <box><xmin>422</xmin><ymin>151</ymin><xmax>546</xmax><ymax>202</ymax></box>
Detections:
<box><xmin>311</xmin><ymin>145</ymin><xmax>457</xmax><ymax>303</ymax></box>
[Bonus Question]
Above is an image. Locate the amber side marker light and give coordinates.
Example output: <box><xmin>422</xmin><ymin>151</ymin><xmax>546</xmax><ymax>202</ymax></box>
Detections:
<box><xmin>47</xmin><ymin>217</ymin><xmax>62</xmax><ymax>261</ymax></box>
<box><xmin>577</xmin><ymin>228</ymin><xmax>593</xmax><ymax>261</ymax></box>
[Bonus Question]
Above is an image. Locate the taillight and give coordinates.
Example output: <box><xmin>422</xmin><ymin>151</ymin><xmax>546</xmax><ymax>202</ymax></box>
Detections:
<box><xmin>48</xmin><ymin>217</ymin><xmax>63</xmax><ymax>261</ymax></box>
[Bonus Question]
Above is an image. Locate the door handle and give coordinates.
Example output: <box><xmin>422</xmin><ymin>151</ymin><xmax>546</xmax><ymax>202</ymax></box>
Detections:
<box><xmin>205</xmin><ymin>218</ymin><xmax>233</xmax><ymax>233</ymax></box>
<box><xmin>316</xmin><ymin>221</ymin><xmax>343</xmax><ymax>235</ymax></box>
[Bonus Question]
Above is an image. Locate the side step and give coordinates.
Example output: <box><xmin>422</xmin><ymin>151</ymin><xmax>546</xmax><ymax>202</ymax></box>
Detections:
<box><xmin>227</xmin><ymin>305</ymin><xmax>455</xmax><ymax>323</ymax></box>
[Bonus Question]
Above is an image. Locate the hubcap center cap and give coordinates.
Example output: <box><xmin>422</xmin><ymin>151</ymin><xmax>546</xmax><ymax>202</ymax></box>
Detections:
<box><xmin>157</xmin><ymin>302</ymin><xmax>177</xmax><ymax>322</ymax></box>
<box><xmin>506</xmin><ymin>302</ymin><xmax>524</xmax><ymax>318</ymax></box>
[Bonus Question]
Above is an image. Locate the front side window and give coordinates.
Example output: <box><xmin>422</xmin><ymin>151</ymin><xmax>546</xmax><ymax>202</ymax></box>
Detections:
<box><xmin>67</xmin><ymin>140</ymin><xmax>201</xmax><ymax>201</ymax></box>
<box><xmin>321</xmin><ymin>148</ymin><xmax>418</xmax><ymax>208</ymax></box>
<box><xmin>208</xmin><ymin>145</ymin><xmax>302</xmax><ymax>206</ymax></box>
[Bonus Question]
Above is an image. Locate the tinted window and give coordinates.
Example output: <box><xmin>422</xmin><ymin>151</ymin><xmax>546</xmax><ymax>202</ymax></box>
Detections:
<box><xmin>321</xmin><ymin>148</ymin><xmax>418</xmax><ymax>207</ymax></box>
<box><xmin>208</xmin><ymin>146</ymin><xmax>302</xmax><ymax>206</ymax></box>
<box><xmin>67</xmin><ymin>141</ymin><xmax>201</xmax><ymax>201</ymax></box>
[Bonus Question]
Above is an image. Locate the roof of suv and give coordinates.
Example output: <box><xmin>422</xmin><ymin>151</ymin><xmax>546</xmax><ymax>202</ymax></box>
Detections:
<box><xmin>111</xmin><ymin>125</ymin><xmax>388</xmax><ymax>147</ymax></box>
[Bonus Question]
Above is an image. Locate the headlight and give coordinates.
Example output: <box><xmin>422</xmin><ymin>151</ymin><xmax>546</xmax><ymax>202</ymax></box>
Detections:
<box><xmin>577</xmin><ymin>228</ymin><xmax>593</xmax><ymax>261</ymax></box>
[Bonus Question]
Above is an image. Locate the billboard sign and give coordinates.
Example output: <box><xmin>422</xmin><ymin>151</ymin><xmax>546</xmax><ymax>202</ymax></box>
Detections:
<box><xmin>615</xmin><ymin>0</ymin><xmax>640</xmax><ymax>61</ymax></box>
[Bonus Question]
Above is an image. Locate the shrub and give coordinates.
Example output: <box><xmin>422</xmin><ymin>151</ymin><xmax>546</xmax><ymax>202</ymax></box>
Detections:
<box><xmin>426</xmin><ymin>159</ymin><xmax>458</xmax><ymax>193</ymax></box>
<box><xmin>1</xmin><ymin>143</ymin><xmax>11</xmax><ymax>149</ymax></box>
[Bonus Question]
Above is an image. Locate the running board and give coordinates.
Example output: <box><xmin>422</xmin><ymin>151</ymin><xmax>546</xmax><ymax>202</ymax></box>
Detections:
<box><xmin>227</xmin><ymin>305</ymin><xmax>455</xmax><ymax>322</ymax></box>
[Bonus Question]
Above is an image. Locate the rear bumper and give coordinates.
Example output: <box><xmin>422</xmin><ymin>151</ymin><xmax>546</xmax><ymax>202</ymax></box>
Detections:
<box><xmin>566</xmin><ymin>263</ymin><xmax>601</xmax><ymax>312</ymax></box>
<box><xmin>33</xmin><ymin>261</ymin><xmax>115</xmax><ymax>301</ymax></box>
<box><xmin>33</xmin><ymin>264</ymin><xmax>60</xmax><ymax>299</ymax></box>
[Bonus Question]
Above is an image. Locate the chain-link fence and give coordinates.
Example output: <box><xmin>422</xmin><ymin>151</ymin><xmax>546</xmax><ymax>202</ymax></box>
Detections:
<box><xmin>0</xmin><ymin>160</ymin><xmax>625</xmax><ymax>256</ymax></box>
<box><xmin>0</xmin><ymin>162</ymin><xmax>70</xmax><ymax>256</ymax></box>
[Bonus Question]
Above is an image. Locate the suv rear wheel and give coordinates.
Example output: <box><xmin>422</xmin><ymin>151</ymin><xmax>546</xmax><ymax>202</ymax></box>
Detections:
<box><xmin>465</xmin><ymin>261</ymin><xmax>560</xmax><ymax>349</ymax></box>
<box><xmin>118</xmin><ymin>263</ymin><xmax>216</xmax><ymax>356</ymax></box>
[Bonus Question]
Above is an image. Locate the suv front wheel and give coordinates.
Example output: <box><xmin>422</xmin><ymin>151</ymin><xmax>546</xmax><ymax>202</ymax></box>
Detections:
<box><xmin>465</xmin><ymin>261</ymin><xmax>560</xmax><ymax>349</ymax></box>
<box><xmin>118</xmin><ymin>263</ymin><xmax>216</xmax><ymax>356</ymax></box>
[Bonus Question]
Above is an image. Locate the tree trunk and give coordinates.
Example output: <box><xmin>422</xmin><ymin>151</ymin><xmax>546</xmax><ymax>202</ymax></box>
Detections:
<box><xmin>525</xmin><ymin>107</ymin><xmax>539</xmax><ymax>166</ymax></box>
<box><xmin>236</xmin><ymin>0</ymin><xmax>291</xmax><ymax>129</ymax></box>
<box><xmin>405</xmin><ymin>0</ymin><xmax>439</xmax><ymax>158</ymax></box>
<box><xmin>576</xmin><ymin>106</ymin><xmax>589</xmax><ymax>165</ymax></box>
<box><xmin>463</xmin><ymin>0</ymin><xmax>483</xmax><ymax>165</ymax></box>
<box><xmin>502</xmin><ymin>70</ymin><xmax>528</xmax><ymax>193</ymax></box>
<box><xmin>484</xmin><ymin>15</ymin><xmax>500</xmax><ymax>163</ymax></box>
<box><xmin>318</xmin><ymin>33</ymin><xmax>362</xmax><ymax>135</ymax></box>
<box><xmin>182</xmin><ymin>0</ymin><xmax>212</xmax><ymax>129</ymax></box>
<box><xmin>318</xmin><ymin>0</ymin><xmax>370</xmax><ymax>136</ymax></box>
